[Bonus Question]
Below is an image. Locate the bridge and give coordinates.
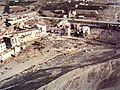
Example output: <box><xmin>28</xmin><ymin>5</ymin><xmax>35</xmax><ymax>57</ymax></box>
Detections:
<box><xmin>8</xmin><ymin>0</ymin><xmax>37</xmax><ymax>6</ymax></box>
<box><xmin>40</xmin><ymin>16</ymin><xmax>120</xmax><ymax>27</ymax></box>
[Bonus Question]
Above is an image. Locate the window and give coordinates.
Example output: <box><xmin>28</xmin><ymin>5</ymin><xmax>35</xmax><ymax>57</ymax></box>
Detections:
<box><xmin>12</xmin><ymin>39</ymin><xmax>14</xmax><ymax>44</ymax></box>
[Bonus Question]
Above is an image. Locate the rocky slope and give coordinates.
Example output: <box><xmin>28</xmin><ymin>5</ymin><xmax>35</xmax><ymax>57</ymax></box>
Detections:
<box><xmin>39</xmin><ymin>51</ymin><xmax>120</xmax><ymax>90</ymax></box>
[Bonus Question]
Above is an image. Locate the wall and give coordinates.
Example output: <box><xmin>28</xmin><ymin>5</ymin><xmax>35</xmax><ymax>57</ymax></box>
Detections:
<box><xmin>0</xmin><ymin>42</ymin><xmax>6</xmax><ymax>53</ymax></box>
<box><xmin>1</xmin><ymin>29</ymin><xmax>42</xmax><ymax>61</ymax></box>
<box><xmin>0</xmin><ymin>49</ymin><xmax>14</xmax><ymax>61</ymax></box>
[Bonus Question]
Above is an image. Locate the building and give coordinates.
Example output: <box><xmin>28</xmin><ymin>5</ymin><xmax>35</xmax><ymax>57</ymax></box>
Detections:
<box><xmin>0</xmin><ymin>40</ymin><xmax>6</xmax><ymax>53</ymax></box>
<box><xmin>14</xmin><ymin>29</ymin><xmax>42</xmax><ymax>43</ymax></box>
<box><xmin>3</xmin><ymin>28</ymin><xmax>43</xmax><ymax>48</ymax></box>
<box><xmin>0</xmin><ymin>49</ymin><xmax>14</xmax><ymax>61</ymax></box>
<box><xmin>57</xmin><ymin>20</ymin><xmax>71</xmax><ymax>35</ymax></box>
<box><xmin>34</xmin><ymin>23</ymin><xmax>47</xmax><ymax>33</ymax></box>
<box><xmin>1</xmin><ymin>22</ymin><xmax>46</xmax><ymax>61</ymax></box>
<box><xmin>3</xmin><ymin>35</ymin><xmax>18</xmax><ymax>48</ymax></box>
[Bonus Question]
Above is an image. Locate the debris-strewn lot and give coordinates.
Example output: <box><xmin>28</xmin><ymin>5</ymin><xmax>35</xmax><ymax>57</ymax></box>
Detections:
<box><xmin>0</xmin><ymin>0</ymin><xmax>120</xmax><ymax>90</ymax></box>
<box><xmin>0</xmin><ymin>28</ymin><xmax>120</xmax><ymax>90</ymax></box>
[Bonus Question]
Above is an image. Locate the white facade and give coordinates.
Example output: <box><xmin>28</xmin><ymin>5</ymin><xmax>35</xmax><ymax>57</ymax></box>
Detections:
<box><xmin>35</xmin><ymin>24</ymin><xmax>47</xmax><ymax>33</ymax></box>
<box><xmin>0</xmin><ymin>49</ymin><xmax>14</xmax><ymax>61</ymax></box>
<box><xmin>14</xmin><ymin>46</ymin><xmax>21</xmax><ymax>53</ymax></box>
<box><xmin>15</xmin><ymin>29</ymin><xmax>41</xmax><ymax>44</ymax></box>
<box><xmin>0</xmin><ymin>42</ymin><xmax>6</xmax><ymax>53</ymax></box>
<box><xmin>1</xmin><ymin>28</ymin><xmax>43</xmax><ymax>61</ymax></box>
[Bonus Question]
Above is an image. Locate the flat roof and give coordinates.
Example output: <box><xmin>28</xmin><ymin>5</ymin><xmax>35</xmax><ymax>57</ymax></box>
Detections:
<box><xmin>0</xmin><ymin>40</ymin><xmax>5</xmax><ymax>44</ymax></box>
<box><xmin>10</xmin><ymin>29</ymin><xmax>40</xmax><ymax>35</ymax></box>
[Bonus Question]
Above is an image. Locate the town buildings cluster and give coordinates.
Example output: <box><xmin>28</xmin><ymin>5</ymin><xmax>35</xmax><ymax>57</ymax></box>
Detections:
<box><xmin>0</xmin><ymin>15</ymin><xmax>47</xmax><ymax>62</ymax></box>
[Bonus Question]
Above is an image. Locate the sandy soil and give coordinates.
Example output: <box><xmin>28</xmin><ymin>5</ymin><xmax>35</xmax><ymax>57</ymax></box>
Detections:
<box><xmin>0</xmin><ymin>34</ymin><xmax>88</xmax><ymax>86</ymax></box>
<box><xmin>1</xmin><ymin>0</ymin><xmax>120</xmax><ymax>89</ymax></box>
<box><xmin>0</xmin><ymin>30</ymin><xmax>119</xmax><ymax>90</ymax></box>
<box><xmin>39</xmin><ymin>53</ymin><xmax>120</xmax><ymax>90</ymax></box>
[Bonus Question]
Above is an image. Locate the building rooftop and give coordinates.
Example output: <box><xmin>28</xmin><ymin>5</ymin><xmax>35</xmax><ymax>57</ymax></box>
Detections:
<box><xmin>10</xmin><ymin>29</ymin><xmax>39</xmax><ymax>35</ymax></box>
<box><xmin>0</xmin><ymin>39</ymin><xmax>4</xmax><ymax>44</ymax></box>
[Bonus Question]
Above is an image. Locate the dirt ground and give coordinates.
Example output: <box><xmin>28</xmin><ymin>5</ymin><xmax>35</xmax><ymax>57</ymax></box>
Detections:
<box><xmin>0</xmin><ymin>0</ymin><xmax>120</xmax><ymax>90</ymax></box>
<box><xmin>0</xmin><ymin>27</ymin><xmax>120</xmax><ymax>90</ymax></box>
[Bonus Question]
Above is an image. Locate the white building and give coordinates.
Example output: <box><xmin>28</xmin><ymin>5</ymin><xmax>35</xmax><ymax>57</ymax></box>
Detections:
<box><xmin>0</xmin><ymin>49</ymin><xmax>14</xmax><ymax>61</ymax></box>
<box><xmin>57</xmin><ymin>20</ymin><xmax>71</xmax><ymax>35</ymax></box>
<box><xmin>3</xmin><ymin>35</ymin><xmax>19</xmax><ymax>48</ymax></box>
<box><xmin>1</xmin><ymin>27</ymin><xmax>45</xmax><ymax>61</ymax></box>
<box><xmin>0</xmin><ymin>41</ymin><xmax>6</xmax><ymax>53</ymax></box>
<box><xmin>35</xmin><ymin>23</ymin><xmax>47</xmax><ymax>33</ymax></box>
